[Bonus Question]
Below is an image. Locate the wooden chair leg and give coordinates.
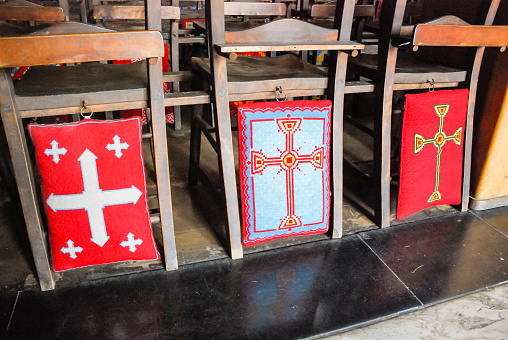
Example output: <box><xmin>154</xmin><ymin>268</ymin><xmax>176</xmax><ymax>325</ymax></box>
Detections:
<box><xmin>148</xmin><ymin>59</ymin><xmax>178</xmax><ymax>270</ymax></box>
<box><xmin>188</xmin><ymin>116</ymin><xmax>202</xmax><ymax>186</ymax></box>
<box><xmin>171</xmin><ymin>19</ymin><xmax>182</xmax><ymax>131</ymax></box>
<box><xmin>58</xmin><ymin>0</ymin><xmax>70</xmax><ymax>21</ymax></box>
<box><xmin>211</xmin><ymin>56</ymin><xmax>243</xmax><ymax>260</ymax></box>
<box><xmin>0</xmin><ymin>70</ymin><xmax>55</xmax><ymax>291</ymax></box>
<box><xmin>462</xmin><ymin>47</ymin><xmax>486</xmax><ymax>212</ymax></box>
<box><xmin>373</xmin><ymin>50</ymin><xmax>398</xmax><ymax>229</ymax></box>
<box><xmin>331</xmin><ymin>51</ymin><xmax>349</xmax><ymax>238</ymax></box>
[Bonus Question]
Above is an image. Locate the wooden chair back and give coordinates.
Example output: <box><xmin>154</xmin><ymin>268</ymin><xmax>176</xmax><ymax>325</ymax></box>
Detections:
<box><xmin>310</xmin><ymin>3</ymin><xmax>376</xmax><ymax>19</ymax></box>
<box><xmin>0</xmin><ymin>30</ymin><xmax>164</xmax><ymax>67</ymax></box>
<box><xmin>93</xmin><ymin>5</ymin><xmax>180</xmax><ymax>21</ymax></box>
<box><xmin>223</xmin><ymin>1</ymin><xmax>286</xmax><ymax>16</ymax></box>
<box><xmin>0</xmin><ymin>0</ymin><xmax>65</xmax><ymax>22</ymax></box>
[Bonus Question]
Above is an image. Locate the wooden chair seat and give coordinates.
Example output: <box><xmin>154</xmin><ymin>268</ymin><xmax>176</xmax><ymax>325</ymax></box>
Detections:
<box><xmin>14</xmin><ymin>62</ymin><xmax>149</xmax><ymax>115</ymax></box>
<box><xmin>192</xmin><ymin>54</ymin><xmax>329</xmax><ymax>96</ymax></box>
<box><xmin>16</xmin><ymin>62</ymin><xmax>147</xmax><ymax>96</ymax></box>
<box><xmin>350</xmin><ymin>52</ymin><xmax>467</xmax><ymax>84</ymax></box>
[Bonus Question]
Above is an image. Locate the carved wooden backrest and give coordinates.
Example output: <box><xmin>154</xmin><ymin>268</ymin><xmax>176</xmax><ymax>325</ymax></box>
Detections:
<box><xmin>219</xmin><ymin>2</ymin><xmax>340</xmax><ymax>44</ymax></box>
<box><xmin>223</xmin><ymin>2</ymin><xmax>286</xmax><ymax>16</ymax></box>
<box><xmin>225</xmin><ymin>18</ymin><xmax>338</xmax><ymax>43</ymax></box>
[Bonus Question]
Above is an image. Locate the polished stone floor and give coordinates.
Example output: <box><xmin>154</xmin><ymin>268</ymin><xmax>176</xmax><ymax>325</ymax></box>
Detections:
<box><xmin>1</xmin><ymin>193</ymin><xmax>508</xmax><ymax>339</ymax></box>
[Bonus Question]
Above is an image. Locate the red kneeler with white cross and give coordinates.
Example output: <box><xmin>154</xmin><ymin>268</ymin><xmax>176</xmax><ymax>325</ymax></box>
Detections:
<box><xmin>29</xmin><ymin>118</ymin><xmax>160</xmax><ymax>271</ymax></box>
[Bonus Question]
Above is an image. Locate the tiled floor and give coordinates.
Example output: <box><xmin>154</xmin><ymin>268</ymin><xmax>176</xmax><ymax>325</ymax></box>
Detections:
<box><xmin>1</xmin><ymin>205</ymin><xmax>508</xmax><ymax>339</ymax></box>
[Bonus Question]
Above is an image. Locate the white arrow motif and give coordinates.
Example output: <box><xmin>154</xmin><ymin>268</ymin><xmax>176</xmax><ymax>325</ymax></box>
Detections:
<box><xmin>120</xmin><ymin>232</ymin><xmax>143</xmax><ymax>252</ymax></box>
<box><xmin>106</xmin><ymin>135</ymin><xmax>129</xmax><ymax>158</ymax></box>
<box><xmin>46</xmin><ymin>149</ymin><xmax>143</xmax><ymax>247</ymax></box>
<box><xmin>44</xmin><ymin>140</ymin><xmax>67</xmax><ymax>164</ymax></box>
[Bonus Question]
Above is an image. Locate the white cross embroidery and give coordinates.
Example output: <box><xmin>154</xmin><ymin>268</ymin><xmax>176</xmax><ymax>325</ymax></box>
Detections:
<box><xmin>120</xmin><ymin>232</ymin><xmax>143</xmax><ymax>252</ymax></box>
<box><xmin>44</xmin><ymin>140</ymin><xmax>67</xmax><ymax>164</ymax></box>
<box><xmin>61</xmin><ymin>239</ymin><xmax>83</xmax><ymax>259</ymax></box>
<box><xmin>46</xmin><ymin>149</ymin><xmax>142</xmax><ymax>247</ymax></box>
<box><xmin>106</xmin><ymin>135</ymin><xmax>129</xmax><ymax>158</ymax></box>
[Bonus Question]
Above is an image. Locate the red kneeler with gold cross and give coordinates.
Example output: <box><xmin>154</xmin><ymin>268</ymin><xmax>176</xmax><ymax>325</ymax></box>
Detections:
<box><xmin>397</xmin><ymin>89</ymin><xmax>469</xmax><ymax>220</ymax></box>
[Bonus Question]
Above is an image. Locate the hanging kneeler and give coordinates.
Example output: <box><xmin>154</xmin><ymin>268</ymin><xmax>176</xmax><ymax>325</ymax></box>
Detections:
<box><xmin>397</xmin><ymin>89</ymin><xmax>469</xmax><ymax>220</ymax></box>
<box><xmin>238</xmin><ymin>100</ymin><xmax>332</xmax><ymax>246</ymax></box>
<box><xmin>29</xmin><ymin>117</ymin><xmax>160</xmax><ymax>271</ymax></box>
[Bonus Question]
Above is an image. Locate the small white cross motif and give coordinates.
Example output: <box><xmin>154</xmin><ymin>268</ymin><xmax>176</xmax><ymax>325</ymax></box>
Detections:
<box><xmin>106</xmin><ymin>135</ymin><xmax>129</xmax><ymax>158</ymax></box>
<box><xmin>61</xmin><ymin>239</ymin><xmax>83</xmax><ymax>259</ymax></box>
<box><xmin>120</xmin><ymin>232</ymin><xmax>143</xmax><ymax>252</ymax></box>
<box><xmin>44</xmin><ymin>140</ymin><xmax>67</xmax><ymax>164</ymax></box>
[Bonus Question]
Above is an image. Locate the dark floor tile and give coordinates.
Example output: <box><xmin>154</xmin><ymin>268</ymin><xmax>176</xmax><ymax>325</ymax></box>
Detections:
<box><xmin>360</xmin><ymin>212</ymin><xmax>508</xmax><ymax>304</ymax></box>
<box><xmin>0</xmin><ymin>291</ymin><xmax>17</xmax><ymax>338</ymax></box>
<box><xmin>6</xmin><ymin>274</ymin><xmax>162</xmax><ymax>340</ymax></box>
<box><xmin>0</xmin><ymin>202</ymin><xmax>35</xmax><ymax>291</ymax></box>
<box><xmin>472</xmin><ymin>205</ymin><xmax>508</xmax><ymax>237</ymax></box>
<box><xmin>150</xmin><ymin>236</ymin><xmax>420</xmax><ymax>339</ymax></box>
<box><xmin>5</xmin><ymin>236</ymin><xmax>420</xmax><ymax>340</ymax></box>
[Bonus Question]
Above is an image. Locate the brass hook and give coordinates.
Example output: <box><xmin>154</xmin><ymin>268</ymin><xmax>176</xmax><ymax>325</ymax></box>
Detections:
<box><xmin>275</xmin><ymin>86</ymin><xmax>287</xmax><ymax>101</ymax></box>
<box><xmin>80</xmin><ymin>100</ymin><xmax>94</xmax><ymax>119</ymax></box>
<box><xmin>428</xmin><ymin>79</ymin><xmax>435</xmax><ymax>92</ymax></box>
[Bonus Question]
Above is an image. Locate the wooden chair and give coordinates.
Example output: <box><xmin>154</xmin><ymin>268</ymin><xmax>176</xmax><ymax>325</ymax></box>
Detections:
<box><xmin>0</xmin><ymin>7</ymin><xmax>177</xmax><ymax>290</ymax></box>
<box><xmin>189</xmin><ymin>0</ymin><xmax>363</xmax><ymax>259</ymax></box>
<box><xmin>344</xmin><ymin>0</ymin><xmax>508</xmax><ymax>228</ymax></box>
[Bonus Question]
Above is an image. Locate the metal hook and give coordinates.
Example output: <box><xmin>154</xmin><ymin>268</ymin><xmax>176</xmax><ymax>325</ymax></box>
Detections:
<box><xmin>80</xmin><ymin>100</ymin><xmax>93</xmax><ymax>119</ymax></box>
<box><xmin>275</xmin><ymin>86</ymin><xmax>287</xmax><ymax>101</ymax></box>
<box><xmin>428</xmin><ymin>79</ymin><xmax>435</xmax><ymax>92</ymax></box>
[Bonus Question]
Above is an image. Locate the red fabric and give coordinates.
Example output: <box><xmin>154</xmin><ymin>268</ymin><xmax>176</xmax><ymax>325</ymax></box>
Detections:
<box><xmin>181</xmin><ymin>19</ymin><xmax>205</xmax><ymax>29</ymax></box>
<box><xmin>397</xmin><ymin>89</ymin><xmax>469</xmax><ymax>220</ymax></box>
<box><xmin>10</xmin><ymin>66</ymin><xmax>30</xmax><ymax>80</ymax></box>
<box><xmin>29</xmin><ymin>118</ymin><xmax>160</xmax><ymax>271</ymax></box>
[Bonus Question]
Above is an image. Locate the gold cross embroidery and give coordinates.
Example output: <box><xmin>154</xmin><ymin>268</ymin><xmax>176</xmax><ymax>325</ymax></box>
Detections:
<box><xmin>414</xmin><ymin>104</ymin><xmax>462</xmax><ymax>203</ymax></box>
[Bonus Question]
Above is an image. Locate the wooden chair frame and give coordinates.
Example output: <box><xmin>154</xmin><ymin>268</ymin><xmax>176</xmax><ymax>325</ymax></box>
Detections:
<box><xmin>0</xmin><ymin>22</ymin><xmax>176</xmax><ymax>290</ymax></box>
<box><xmin>347</xmin><ymin>0</ymin><xmax>507</xmax><ymax>228</ymax></box>
<box><xmin>189</xmin><ymin>0</ymin><xmax>363</xmax><ymax>259</ymax></box>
